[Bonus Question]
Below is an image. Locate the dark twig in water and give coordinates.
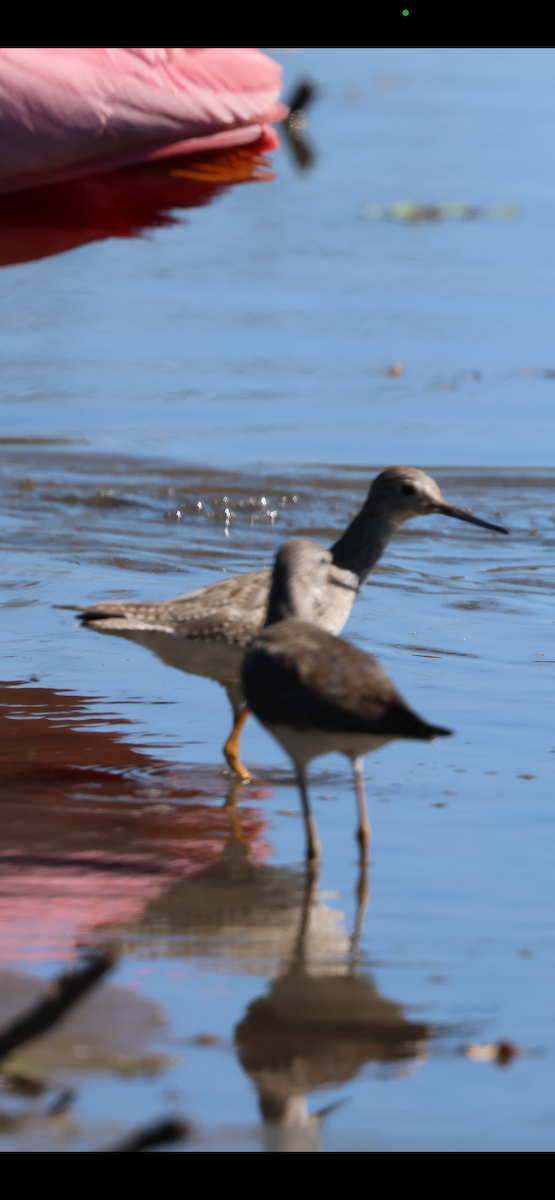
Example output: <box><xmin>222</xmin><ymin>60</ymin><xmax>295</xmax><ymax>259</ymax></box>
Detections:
<box><xmin>48</xmin><ymin>1088</ymin><xmax>77</xmax><ymax>1117</ymax></box>
<box><xmin>0</xmin><ymin>1072</ymin><xmax>45</xmax><ymax>1096</ymax></box>
<box><xmin>0</xmin><ymin>946</ymin><xmax>191</xmax><ymax>1151</ymax></box>
<box><xmin>0</xmin><ymin>947</ymin><xmax>117</xmax><ymax>1063</ymax></box>
<box><xmin>104</xmin><ymin>1117</ymin><xmax>191</xmax><ymax>1153</ymax></box>
<box><xmin>287</xmin><ymin>80</ymin><xmax>318</xmax><ymax>115</ymax></box>
<box><xmin>282</xmin><ymin>79</ymin><xmax>318</xmax><ymax>171</ymax></box>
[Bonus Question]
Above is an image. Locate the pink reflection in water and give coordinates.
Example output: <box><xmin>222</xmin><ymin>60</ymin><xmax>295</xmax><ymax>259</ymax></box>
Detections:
<box><xmin>0</xmin><ymin>680</ymin><xmax>272</xmax><ymax>961</ymax></box>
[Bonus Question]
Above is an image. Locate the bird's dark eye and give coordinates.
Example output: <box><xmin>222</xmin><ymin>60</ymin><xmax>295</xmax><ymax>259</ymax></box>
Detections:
<box><xmin>401</xmin><ymin>483</ymin><xmax>415</xmax><ymax>495</ymax></box>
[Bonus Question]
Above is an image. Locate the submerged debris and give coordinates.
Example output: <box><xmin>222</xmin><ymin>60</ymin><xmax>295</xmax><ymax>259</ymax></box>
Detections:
<box><xmin>282</xmin><ymin>79</ymin><xmax>318</xmax><ymax>172</ymax></box>
<box><xmin>363</xmin><ymin>202</ymin><xmax>519</xmax><ymax>224</ymax></box>
<box><xmin>104</xmin><ymin>1117</ymin><xmax>190</xmax><ymax>1153</ymax></box>
<box><xmin>463</xmin><ymin>1041</ymin><xmax>521</xmax><ymax>1067</ymax></box>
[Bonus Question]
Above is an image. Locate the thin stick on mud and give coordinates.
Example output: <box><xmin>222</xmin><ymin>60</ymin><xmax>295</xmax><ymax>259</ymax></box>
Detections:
<box><xmin>0</xmin><ymin>947</ymin><xmax>117</xmax><ymax>1063</ymax></box>
<box><xmin>104</xmin><ymin>1118</ymin><xmax>190</xmax><ymax>1153</ymax></box>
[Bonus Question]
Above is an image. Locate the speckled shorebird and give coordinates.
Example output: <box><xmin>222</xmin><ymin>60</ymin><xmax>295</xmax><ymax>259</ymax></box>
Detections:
<box><xmin>242</xmin><ymin>539</ymin><xmax>453</xmax><ymax>863</ymax></box>
<box><xmin>76</xmin><ymin>467</ymin><xmax>507</xmax><ymax>780</ymax></box>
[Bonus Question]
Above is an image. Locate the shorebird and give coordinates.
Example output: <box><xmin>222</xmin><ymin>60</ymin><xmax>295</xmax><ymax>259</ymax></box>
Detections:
<box><xmin>76</xmin><ymin>467</ymin><xmax>506</xmax><ymax>780</ymax></box>
<box><xmin>241</xmin><ymin>539</ymin><xmax>453</xmax><ymax>862</ymax></box>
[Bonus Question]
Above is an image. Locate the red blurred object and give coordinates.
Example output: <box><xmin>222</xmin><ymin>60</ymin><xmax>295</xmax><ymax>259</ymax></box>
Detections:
<box><xmin>0</xmin><ymin>131</ymin><xmax>278</xmax><ymax>267</ymax></box>
<box><xmin>0</xmin><ymin>681</ymin><xmax>272</xmax><ymax>961</ymax></box>
<box><xmin>0</xmin><ymin>48</ymin><xmax>286</xmax><ymax>267</ymax></box>
<box><xmin>0</xmin><ymin>48</ymin><xmax>285</xmax><ymax>194</ymax></box>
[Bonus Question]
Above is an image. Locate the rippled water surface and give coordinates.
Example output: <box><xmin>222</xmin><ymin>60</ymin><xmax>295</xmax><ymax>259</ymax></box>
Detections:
<box><xmin>0</xmin><ymin>50</ymin><xmax>554</xmax><ymax>1151</ymax></box>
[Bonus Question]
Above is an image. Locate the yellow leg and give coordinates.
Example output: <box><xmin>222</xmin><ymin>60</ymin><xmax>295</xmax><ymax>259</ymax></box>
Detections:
<box><xmin>222</xmin><ymin>777</ymin><xmax>244</xmax><ymax>811</ymax></box>
<box><xmin>222</xmin><ymin>781</ymin><xmax>252</xmax><ymax>878</ymax></box>
<box><xmin>224</xmin><ymin>704</ymin><xmax>252</xmax><ymax>783</ymax></box>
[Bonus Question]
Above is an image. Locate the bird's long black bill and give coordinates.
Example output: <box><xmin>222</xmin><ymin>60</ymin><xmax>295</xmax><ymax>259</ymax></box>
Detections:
<box><xmin>438</xmin><ymin>503</ymin><xmax>509</xmax><ymax>535</ymax></box>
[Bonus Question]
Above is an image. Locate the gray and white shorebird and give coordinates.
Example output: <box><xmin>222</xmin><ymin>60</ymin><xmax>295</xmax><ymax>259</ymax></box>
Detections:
<box><xmin>76</xmin><ymin>467</ymin><xmax>507</xmax><ymax>780</ymax></box>
<box><xmin>241</xmin><ymin>539</ymin><xmax>453</xmax><ymax>863</ymax></box>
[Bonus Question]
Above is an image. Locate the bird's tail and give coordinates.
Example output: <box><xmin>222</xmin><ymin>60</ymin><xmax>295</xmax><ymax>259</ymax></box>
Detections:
<box><xmin>54</xmin><ymin>603</ymin><xmax>128</xmax><ymax>620</ymax></box>
<box><xmin>387</xmin><ymin>705</ymin><xmax>453</xmax><ymax>741</ymax></box>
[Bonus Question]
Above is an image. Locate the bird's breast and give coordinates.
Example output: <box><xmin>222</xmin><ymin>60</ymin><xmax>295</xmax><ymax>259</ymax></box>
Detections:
<box><xmin>314</xmin><ymin>567</ymin><xmax>359</xmax><ymax>635</ymax></box>
<box><xmin>266</xmin><ymin>724</ymin><xmax>394</xmax><ymax>767</ymax></box>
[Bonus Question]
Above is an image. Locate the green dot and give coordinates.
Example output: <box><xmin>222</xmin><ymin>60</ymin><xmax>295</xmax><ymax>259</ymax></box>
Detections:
<box><xmin>402</xmin><ymin>7</ymin><xmax>409</xmax><ymax>13</ymax></box>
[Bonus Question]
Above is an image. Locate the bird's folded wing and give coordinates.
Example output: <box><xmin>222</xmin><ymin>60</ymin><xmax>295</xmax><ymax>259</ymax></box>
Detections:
<box><xmin>76</xmin><ymin>568</ymin><xmax>271</xmax><ymax>641</ymax></box>
<box><xmin>243</xmin><ymin>623</ymin><xmax>435</xmax><ymax>737</ymax></box>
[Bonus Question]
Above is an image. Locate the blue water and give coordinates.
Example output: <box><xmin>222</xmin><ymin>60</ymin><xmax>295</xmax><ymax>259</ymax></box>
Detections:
<box><xmin>3</xmin><ymin>49</ymin><xmax>555</xmax><ymax>466</ymax></box>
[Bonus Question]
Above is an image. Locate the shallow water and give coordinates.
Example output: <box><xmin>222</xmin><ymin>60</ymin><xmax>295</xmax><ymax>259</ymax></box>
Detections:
<box><xmin>0</xmin><ymin>50</ymin><xmax>554</xmax><ymax>1151</ymax></box>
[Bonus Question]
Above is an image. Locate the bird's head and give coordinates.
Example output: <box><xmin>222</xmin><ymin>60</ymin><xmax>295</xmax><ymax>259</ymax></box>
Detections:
<box><xmin>368</xmin><ymin>466</ymin><xmax>509</xmax><ymax>533</ymax></box>
<box><xmin>266</xmin><ymin>539</ymin><xmax>332</xmax><ymax>625</ymax></box>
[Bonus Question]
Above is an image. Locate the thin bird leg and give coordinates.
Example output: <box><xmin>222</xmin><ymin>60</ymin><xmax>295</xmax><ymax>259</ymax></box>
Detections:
<box><xmin>350</xmin><ymin>856</ymin><xmax>370</xmax><ymax>968</ymax></box>
<box><xmin>296</xmin><ymin>764</ymin><xmax>321</xmax><ymax>865</ymax></box>
<box><xmin>290</xmin><ymin>862</ymin><xmax>320</xmax><ymax>971</ymax></box>
<box><xmin>222</xmin><ymin>782</ymin><xmax>252</xmax><ymax>878</ymax></box>
<box><xmin>224</xmin><ymin>796</ymin><xmax>248</xmax><ymax>847</ymax></box>
<box><xmin>223</xmin><ymin>704</ymin><xmax>251</xmax><ymax>783</ymax></box>
<box><xmin>353</xmin><ymin>755</ymin><xmax>371</xmax><ymax>863</ymax></box>
<box><xmin>222</xmin><ymin>776</ymin><xmax>244</xmax><ymax>812</ymax></box>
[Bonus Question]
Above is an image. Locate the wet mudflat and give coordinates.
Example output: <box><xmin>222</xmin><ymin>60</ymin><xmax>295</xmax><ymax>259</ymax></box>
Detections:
<box><xmin>0</xmin><ymin>49</ymin><xmax>555</xmax><ymax>1150</ymax></box>
<box><xmin>0</xmin><ymin>455</ymin><xmax>553</xmax><ymax>1150</ymax></box>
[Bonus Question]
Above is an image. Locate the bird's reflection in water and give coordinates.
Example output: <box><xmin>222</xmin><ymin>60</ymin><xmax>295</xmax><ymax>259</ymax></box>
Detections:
<box><xmin>90</xmin><ymin>632</ymin><xmax>248</xmax><ymax>750</ymax></box>
<box><xmin>125</xmin><ymin>813</ymin><xmax>431</xmax><ymax>1153</ymax></box>
<box><xmin>0</xmin><ymin>681</ymin><xmax>432</xmax><ymax>1148</ymax></box>
<box><xmin>235</xmin><ymin>865</ymin><xmax>430</xmax><ymax>1153</ymax></box>
<box><xmin>123</xmin><ymin>782</ymin><xmax>348</xmax><ymax>972</ymax></box>
<box><xmin>107</xmin><ymin>788</ymin><xmax>430</xmax><ymax>1151</ymax></box>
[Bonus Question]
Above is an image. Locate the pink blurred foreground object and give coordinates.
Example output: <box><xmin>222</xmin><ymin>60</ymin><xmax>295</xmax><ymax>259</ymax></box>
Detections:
<box><xmin>0</xmin><ymin>47</ymin><xmax>286</xmax><ymax>195</ymax></box>
<box><xmin>0</xmin><ymin>680</ymin><xmax>272</xmax><ymax>962</ymax></box>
